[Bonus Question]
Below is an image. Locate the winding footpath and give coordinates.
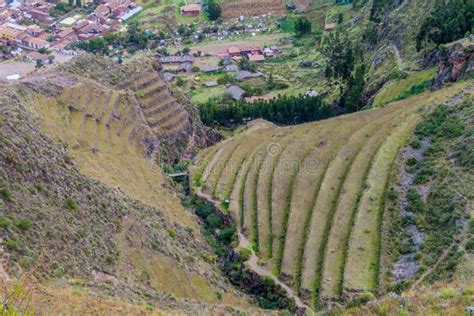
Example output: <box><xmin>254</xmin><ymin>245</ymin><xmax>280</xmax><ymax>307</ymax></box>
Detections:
<box><xmin>195</xmin><ymin>190</ymin><xmax>313</xmax><ymax>315</ymax></box>
<box><xmin>238</xmin><ymin>232</ymin><xmax>314</xmax><ymax>314</ymax></box>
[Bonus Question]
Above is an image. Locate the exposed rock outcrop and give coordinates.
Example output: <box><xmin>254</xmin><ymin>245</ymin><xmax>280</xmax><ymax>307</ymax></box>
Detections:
<box><xmin>430</xmin><ymin>41</ymin><xmax>474</xmax><ymax>90</ymax></box>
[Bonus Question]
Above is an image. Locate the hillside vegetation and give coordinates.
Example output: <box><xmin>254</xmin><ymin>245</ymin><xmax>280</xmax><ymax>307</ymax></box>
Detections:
<box><xmin>0</xmin><ymin>57</ymin><xmax>259</xmax><ymax>313</ymax></box>
<box><xmin>191</xmin><ymin>81</ymin><xmax>471</xmax><ymax>308</ymax></box>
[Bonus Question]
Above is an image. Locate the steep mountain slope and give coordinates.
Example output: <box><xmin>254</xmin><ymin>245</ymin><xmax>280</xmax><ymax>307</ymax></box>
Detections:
<box><xmin>0</xmin><ymin>59</ymin><xmax>256</xmax><ymax>312</ymax></box>
<box><xmin>191</xmin><ymin>81</ymin><xmax>471</xmax><ymax>308</ymax></box>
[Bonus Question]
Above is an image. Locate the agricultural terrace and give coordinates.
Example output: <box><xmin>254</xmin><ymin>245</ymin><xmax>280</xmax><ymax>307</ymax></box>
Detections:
<box><xmin>27</xmin><ymin>75</ymin><xmax>196</xmax><ymax>229</ymax></box>
<box><xmin>190</xmin><ymin>83</ymin><xmax>466</xmax><ymax>307</ymax></box>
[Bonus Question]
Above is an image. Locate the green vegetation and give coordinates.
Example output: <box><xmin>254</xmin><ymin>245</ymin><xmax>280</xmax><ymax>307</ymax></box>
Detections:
<box><xmin>199</xmin><ymin>94</ymin><xmax>333</xmax><ymax>127</ymax></box>
<box><xmin>65</xmin><ymin>198</ymin><xmax>78</xmax><ymax>211</ymax></box>
<box><xmin>203</xmin><ymin>0</ymin><xmax>222</xmax><ymax>21</ymax></box>
<box><xmin>294</xmin><ymin>17</ymin><xmax>312</xmax><ymax>37</ymax></box>
<box><xmin>416</xmin><ymin>0</ymin><xmax>473</xmax><ymax>51</ymax></box>
<box><xmin>72</xmin><ymin>23</ymin><xmax>159</xmax><ymax>55</ymax></box>
<box><xmin>191</xmin><ymin>198</ymin><xmax>297</xmax><ymax>311</ymax></box>
<box><xmin>373</xmin><ymin>68</ymin><xmax>437</xmax><ymax>107</ymax></box>
<box><xmin>0</xmin><ymin>188</ymin><xmax>11</xmax><ymax>201</ymax></box>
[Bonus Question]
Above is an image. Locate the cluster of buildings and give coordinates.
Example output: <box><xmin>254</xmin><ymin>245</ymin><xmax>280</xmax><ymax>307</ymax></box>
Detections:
<box><xmin>0</xmin><ymin>0</ymin><xmax>141</xmax><ymax>58</ymax></box>
<box><xmin>215</xmin><ymin>45</ymin><xmax>279</xmax><ymax>62</ymax></box>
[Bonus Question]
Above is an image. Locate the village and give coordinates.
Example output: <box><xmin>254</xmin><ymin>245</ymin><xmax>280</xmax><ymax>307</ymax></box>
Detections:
<box><xmin>0</xmin><ymin>0</ymin><xmax>142</xmax><ymax>77</ymax></box>
<box><xmin>0</xmin><ymin>0</ymin><xmax>353</xmax><ymax>104</ymax></box>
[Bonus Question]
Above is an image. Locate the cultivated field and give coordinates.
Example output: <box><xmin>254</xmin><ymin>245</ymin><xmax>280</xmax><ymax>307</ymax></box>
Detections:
<box><xmin>220</xmin><ymin>0</ymin><xmax>286</xmax><ymax>19</ymax></box>
<box><xmin>191</xmin><ymin>83</ymin><xmax>466</xmax><ymax>307</ymax></box>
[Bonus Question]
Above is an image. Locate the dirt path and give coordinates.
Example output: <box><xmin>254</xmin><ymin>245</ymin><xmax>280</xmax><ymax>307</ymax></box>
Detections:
<box><xmin>238</xmin><ymin>232</ymin><xmax>314</xmax><ymax>314</ymax></box>
<box><xmin>410</xmin><ymin>222</ymin><xmax>469</xmax><ymax>290</ymax></box>
<box><xmin>391</xmin><ymin>40</ymin><xmax>403</xmax><ymax>66</ymax></box>
<box><xmin>194</xmin><ymin>189</ymin><xmax>313</xmax><ymax>314</ymax></box>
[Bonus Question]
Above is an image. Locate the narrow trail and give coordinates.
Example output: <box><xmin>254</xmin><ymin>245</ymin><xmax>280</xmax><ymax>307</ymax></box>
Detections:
<box><xmin>195</xmin><ymin>190</ymin><xmax>314</xmax><ymax>315</ymax></box>
<box><xmin>391</xmin><ymin>40</ymin><xmax>403</xmax><ymax>66</ymax></box>
<box><xmin>238</xmin><ymin>232</ymin><xmax>314</xmax><ymax>314</ymax></box>
<box><xmin>410</xmin><ymin>222</ymin><xmax>470</xmax><ymax>290</ymax></box>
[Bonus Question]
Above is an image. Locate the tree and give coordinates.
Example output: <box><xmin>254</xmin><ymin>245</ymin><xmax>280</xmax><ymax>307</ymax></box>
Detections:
<box><xmin>75</xmin><ymin>0</ymin><xmax>81</xmax><ymax>7</ymax></box>
<box><xmin>238</xmin><ymin>58</ymin><xmax>256</xmax><ymax>72</ymax></box>
<box><xmin>416</xmin><ymin>0</ymin><xmax>473</xmax><ymax>51</ymax></box>
<box><xmin>322</xmin><ymin>30</ymin><xmax>355</xmax><ymax>81</ymax></box>
<box><xmin>337</xmin><ymin>13</ymin><xmax>344</xmax><ymax>25</ymax></box>
<box><xmin>294</xmin><ymin>17</ymin><xmax>312</xmax><ymax>37</ymax></box>
<box><xmin>369</xmin><ymin>0</ymin><xmax>391</xmax><ymax>23</ymax></box>
<box><xmin>204</xmin><ymin>0</ymin><xmax>222</xmax><ymax>21</ymax></box>
<box><xmin>48</xmin><ymin>55</ymin><xmax>55</xmax><ymax>64</ymax></box>
<box><xmin>68</xmin><ymin>0</ymin><xmax>73</xmax><ymax>6</ymax></box>
<box><xmin>340</xmin><ymin>64</ymin><xmax>366</xmax><ymax>112</ymax></box>
<box><xmin>35</xmin><ymin>59</ymin><xmax>43</xmax><ymax>68</ymax></box>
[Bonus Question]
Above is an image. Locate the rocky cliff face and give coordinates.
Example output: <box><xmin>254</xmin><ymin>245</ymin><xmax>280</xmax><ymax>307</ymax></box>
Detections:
<box><xmin>430</xmin><ymin>41</ymin><xmax>474</xmax><ymax>90</ymax></box>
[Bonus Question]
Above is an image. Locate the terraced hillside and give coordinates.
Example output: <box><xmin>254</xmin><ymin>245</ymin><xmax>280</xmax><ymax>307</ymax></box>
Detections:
<box><xmin>58</xmin><ymin>54</ymin><xmax>212</xmax><ymax>160</ymax></box>
<box><xmin>0</xmin><ymin>85</ymin><xmax>254</xmax><ymax>312</ymax></box>
<box><xmin>191</xmin><ymin>83</ymin><xmax>468</xmax><ymax>307</ymax></box>
<box><xmin>24</xmin><ymin>79</ymin><xmax>196</xmax><ymax>228</ymax></box>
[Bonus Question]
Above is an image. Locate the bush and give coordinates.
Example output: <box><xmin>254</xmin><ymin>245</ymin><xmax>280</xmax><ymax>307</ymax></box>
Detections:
<box><xmin>0</xmin><ymin>216</ymin><xmax>8</xmax><ymax>229</ymax></box>
<box><xmin>168</xmin><ymin>228</ymin><xmax>177</xmax><ymax>238</ymax></box>
<box><xmin>206</xmin><ymin>213</ymin><xmax>224</xmax><ymax>230</ymax></box>
<box><xmin>65</xmin><ymin>198</ymin><xmax>78</xmax><ymax>211</ymax></box>
<box><xmin>5</xmin><ymin>239</ymin><xmax>18</xmax><ymax>251</ymax></box>
<box><xmin>218</xmin><ymin>227</ymin><xmax>236</xmax><ymax>245</ymax></box>
<box><xmin>0</xmin><ymin>188</ymin><xmax>11</xmax><ymax>201</ymax></box>
<box><xmin>347</xmin><ymin>291</ymin><xmax>375</xmax><ymax>308</ymax></box>
<box><xmin>15</xmin><ymin>219</ymin><xmax>30</xmax><ymax>232</ymax></box>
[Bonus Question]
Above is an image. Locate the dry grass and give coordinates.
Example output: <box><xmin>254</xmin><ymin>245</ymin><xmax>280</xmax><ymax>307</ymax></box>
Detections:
<box><xmin>319</xmin><ymin>105</ymin><xmax>419</xmax><ymax>298</ymax></box>
<box><xmin>29</xmin><ymin>82</ymin><xmax>197</xmax><ymax>229</ymax></box>
<box><xmin>343</xmin><ymin>113</ymin><xmax>421</xmax><ymax>292</ymax></box>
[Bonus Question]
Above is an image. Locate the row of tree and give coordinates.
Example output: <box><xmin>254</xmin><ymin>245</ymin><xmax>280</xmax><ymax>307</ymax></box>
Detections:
<box><xmin>199</xmin><ymin>94</ymin><xmax>335</xmax><ymax>127</ymax></box>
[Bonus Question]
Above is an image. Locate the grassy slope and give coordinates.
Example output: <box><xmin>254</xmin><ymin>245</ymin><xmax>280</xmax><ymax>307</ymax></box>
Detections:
<box><xmin>373</xmin><ymin>68</ymin><xmax>437</xmax><ymax>107</ymax></box>
<box><xmin>0</xmin><ymin>85</ymin><xmax>255</xmax><ymax>309</ymax></box>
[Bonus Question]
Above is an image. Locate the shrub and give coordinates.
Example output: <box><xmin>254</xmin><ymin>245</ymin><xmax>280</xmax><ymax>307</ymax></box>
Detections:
<box><xmin>0</xmin><ymin>216</ymin><xmax>8</xmax><ymax>229</ymax></box>
<box><xmin>106</xmin><ymin>255</ymin><xmax>115</xmax><ymax>264</ymax></box>
<box><xmin>410</xmin><ymin>138</ymin><xmax>422</xmax><ymax>149</ymax></box>
<box><xmin>218</xmin><ymin>227</ymin><xmax>236</xmax><ymax>245</ymax></box>
<box><xmin>440</xmin><ymin>287</ymin><xmax>457</xmax><ymax>299</ymax></box>
<box><xmin>168</xmin><ymin>228</ymin><xmax>177</xmax><ymax>238</ymax></box>
<box><xmin>0</xmin><ymin>188</ymin><xmax>11</xmax><ymax>201</ymax></box>
<box><xmin>74</xmin><ymin>228</ymin><xmax>86</xmax><ymax>241</ymax></box>
<box><xmin>5</xmin><ymin>239</ymin><xmax>18</xmax><ymax>251</ymax></box>
<box><xmin>15</xmin><ymin>219</ymin><xmax>30</xmax><ymax>232</ymax></box>
<box><xmin>465</xmin><ymin>238</ymin><xmax>474</xmax><ymax>253</ymax></box>
<box><xmin>65</xmin><ymin>198</ymin><xmax>78</xmax><ymax>211</ymax></box>
<box><xmin>206</xmin><ymin>214</ymin><xmax>224</xmax><ymax>230</ymax></box>
<box><xmin>347</xmin><ymin>291</ymin><xmax>375</xmax><ymax>308</ymax></box>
